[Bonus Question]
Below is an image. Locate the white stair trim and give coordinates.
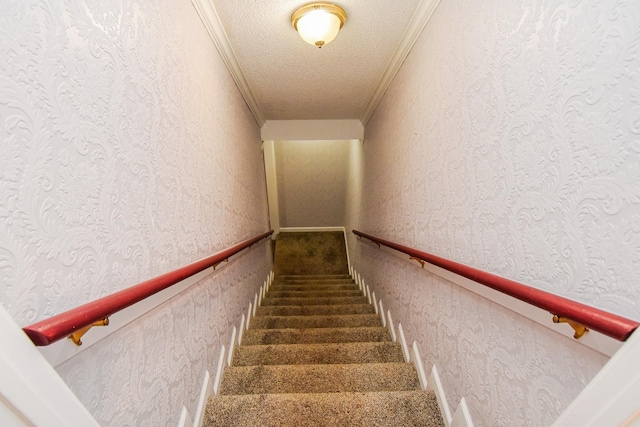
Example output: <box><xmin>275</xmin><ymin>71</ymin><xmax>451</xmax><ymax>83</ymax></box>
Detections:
<box><xmin>212</xmin><ymin>346</ymin><xmax>226</xmax><ymax>395</ymax></box>
<box><xmin>192</xmin><ymin>370</ymin><xmax>211</xmax><ymax>427</ymax></box>
<box><xmin>227</xmin><ymin>327</ymin><xmax>236</xmax><ymax>367</ymax></box>
<box><xmin>387</xmin><ymin>310</ymin><xmax>397</xmax><ymax>342</ymax></box>
<box><xmin>428</xmin><ymin>365</ymin><xmax>452</xmax><ymax>425</ymax></box>
<box><xmin>451</xmin><ymin>397</ymin><xmax>474</xmax><ymax>427</ymax></box>
<box><xmin>237</xmin><ymin>315</ymin><xmax>245</xmax><ymax>345</ymax></box>
<box><xmin>412</xmin><ymin>341</ymin><xmax>428</xmax><ymax>390</ymax></box>
<box><xmin>177</xmin><ymin>406</ymin><xmax>193</xmax><ymax>427</ymax></box>
<box><xmin>344</xmin><ymin>267</ymin><xmax>474</xmax><ymax>427</ymax></box>
<box><xmin>397</xmin><ymin>323</ymin><xmax>410</xmax><ymax>362</ymax></box>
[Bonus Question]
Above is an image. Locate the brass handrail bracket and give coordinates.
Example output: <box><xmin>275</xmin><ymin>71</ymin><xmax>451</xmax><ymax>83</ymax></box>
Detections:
<box><xmin>552</xmin><ymin>314</ymin><xmax>589</xmax><ymax>339</ymax></box>
<box><xmin>212</xmin><ymin>258</ymin><xmax>229</xmax><ymax>270</ymax></box>
<box><xmin>68</xmin><ymin>317</ymin><xmax>110</xmax><ymax>346</ymax></box>
<box><xmin>410</xmin><ymin>256</ymin><xmax>426</xmax><ymax>269</ymax></box>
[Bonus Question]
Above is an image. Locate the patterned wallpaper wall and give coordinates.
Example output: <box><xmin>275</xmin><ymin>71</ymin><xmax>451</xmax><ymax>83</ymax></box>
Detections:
<box><xmin>0</xmin><ymin>0</ymin><xmax>270</xmax><ymax>425</ymax></box>
<box><xmin>275</xmin><ymin>140</ymin><xmax>350</xmax><ymax>227</ymax></box>
<box><xmin>346</xmin><ymin>0</ymin><xmax>639</xmax><ymax>425</ymax></box>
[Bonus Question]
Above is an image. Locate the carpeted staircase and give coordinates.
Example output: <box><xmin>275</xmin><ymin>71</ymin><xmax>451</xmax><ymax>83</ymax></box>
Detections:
<box><xmin>204</xmin><ymin>232</ymin><xmax>444</xmax><ymax>426</ymax></box>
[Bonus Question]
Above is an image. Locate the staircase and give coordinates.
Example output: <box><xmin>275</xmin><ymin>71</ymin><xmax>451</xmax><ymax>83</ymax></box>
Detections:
<box><xmin>204</xmin><ymin>232</ymin><xmax>444</xmax><ymax>426</ymax></box>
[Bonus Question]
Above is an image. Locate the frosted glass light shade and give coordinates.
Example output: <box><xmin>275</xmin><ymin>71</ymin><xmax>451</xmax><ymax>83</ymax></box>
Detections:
<box><xmin>292</xmin><ymin>3</ymin><xmax>347</xmax><ymax>48</ymax></box>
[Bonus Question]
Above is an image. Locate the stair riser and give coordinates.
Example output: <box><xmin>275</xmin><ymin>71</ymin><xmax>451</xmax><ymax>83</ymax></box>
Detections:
<box><xmin>266</xmin><ymin>290</ymin><xmax>363</xmax><ymax>298</ymax></box>
<box><xmin>274</xmin><ymin>279</ymin><xmax>355</xmax><ymax>285</ymax></box>
<box><xmin>261</xmin><ymin>297</ymin><xmax>367</xmax><ymax>306</ymax></box>
<box><xmin>256</xmin><ymin>304</ymin><xmax>374</xmax><ymax>317</ymax></box>
<box><xmin>204</xmin><ymin>391</ymin><xmax>443</xmax><ymax>427</ymax></box>
<box><xmin>268</xmin><ymin>284</ymin><xmax>359</xmax><ymax>291</ymax></box>
<box><xmin>241</xmin><ymin>327</ymin><xmax>392</xmax><ymax>345</ymax></box>
<box><xmin>250</xmin><ymin>314</ymin><xmax>381</xmax><ymax>329</ymax></box>
<box><xmin>220</xmin><ymin>363</ymin><xmax>420</xmax><ymax>395</ymax></box>
<box><xmin>233</xmin><ymin>342</ymin><xmax>405</xmax><ymax>366</ymax></box>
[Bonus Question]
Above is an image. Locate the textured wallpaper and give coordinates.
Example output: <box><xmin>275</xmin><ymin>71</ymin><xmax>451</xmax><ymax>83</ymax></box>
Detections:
<box><xmin>275</xmin><ymin>139</ymin><xmax>350</xmax><ymax>227</ymax></box>
<box><xmin>0</xmin><ymin>0</ymin><xmax>270</xmax><ymax>425</ymax></box>
<box><xmin>346</xmin><ymin>0</ymin><xmax>639</xmax><ymax>425</ymax></box>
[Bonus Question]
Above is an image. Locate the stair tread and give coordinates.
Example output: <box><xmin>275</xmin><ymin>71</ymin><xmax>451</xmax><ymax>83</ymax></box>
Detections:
<box><xmin>266</xmin><ymin>289</ymin><xmax>363</xmax><ymax>298</ymax></box>
<box><xmin>205</xmin><ymin>390</ymin><xmax>444</xmax><ymax>427</ymax></box>
<box><xmin>262</xmin><ymin>296</ymin><xmax>368</xmax><ymax>306</ymax></box>
<box><xmin>220</xmin><ymin>363</ymin><xmax>420</xmax><ymax>395</ymax></box>
<box><xmin>250</xmin><ymin>313</ymin><xmax>382</xmax><ymax>329</ymax></box>
<box><xmin>269</xmin><ymin>284</ymin><xmax>360</xmax><ymax>291</ymax></box>
<box><xmin>241</xmin><ymin>326</ymin><xmax>392</xmax><ymax>345</ymax></box>
<box><xmin>256</xmin><ymin>304</ymin><xmax>374</xmax><ymax>316</ymax></box>
<box><xmin>233</xmin><ymin>341</ymin><xmax>405</xmax><ymax>366</ymax></box>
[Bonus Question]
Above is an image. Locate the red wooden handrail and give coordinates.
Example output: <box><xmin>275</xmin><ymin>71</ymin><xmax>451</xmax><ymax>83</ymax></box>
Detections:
<box><xmin>23</xmin><ymin>230</ymin><xmax>273</xmax><ymax>346</ymax></box>
<box><xmin>353</xmin><ymin>230</ymin><xmax>639</xmax><ymax>342</ymax></box>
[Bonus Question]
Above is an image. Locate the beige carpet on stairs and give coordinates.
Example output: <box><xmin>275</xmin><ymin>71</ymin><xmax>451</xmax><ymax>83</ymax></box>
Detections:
<box><xmin>204</xmin><ymin>232</ymin><xmax>444</xmax><ymax>426</ymax></box>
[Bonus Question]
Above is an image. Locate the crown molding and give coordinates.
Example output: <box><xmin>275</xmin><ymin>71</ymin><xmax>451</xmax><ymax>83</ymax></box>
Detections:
<box><xmin>191</xmin><ymin>0</ymin><xmax>265</xmax><ymax>126</ymax></box>
<box><xmin>360</xmin><ymin>0</ymin><xmax>441</xmax><ymax>126</ymax></box>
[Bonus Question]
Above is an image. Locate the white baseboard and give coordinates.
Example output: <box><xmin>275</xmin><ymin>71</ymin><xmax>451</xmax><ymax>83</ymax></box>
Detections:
<box><xmin>193</xmin><ymin>370</ymin><xmax>212</xmax><ymax>427</ymax></box>
<box><xmin>227</xmin><ymin>327</ymin><xmax>237</xmax><ymax>367</ymax></box>
<box><xmin>354</xmin><ymin>267</ymin><xmax>474</xmax><ymax>427</ymax></box>
<box><xmin>451</xmin><ymin>397</ymin><xmax>474</xmax><ymax>427</ymax></box>
<box><xmin>212</xmin><ymin>346</ymin><xmax>226</xmax><ymax>396</ymax></box>
<box><xmin>412</xmin><ymin>341</ymin><xmax>428</xmax><ymax>390</ymax></box>
<box><xmin>397</xmin><ymin>323</ymin><xmax>410</xmax><ymax>362</ymax></box>
<box><xmin>177</xmin><ymin>406</ymin><xmax>193</xmax><ymax>427</ymax></box>
<box><xmin>428</xmin><ymin>365</ymin><xmax>452</xmax><ymax>425</ymax></box>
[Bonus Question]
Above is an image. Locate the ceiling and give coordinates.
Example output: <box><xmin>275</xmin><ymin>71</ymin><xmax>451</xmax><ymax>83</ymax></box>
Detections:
<box><xmin>194</xmin><ymin>0</ymin><xmax>440</xmax><ymax>125</ymax></box>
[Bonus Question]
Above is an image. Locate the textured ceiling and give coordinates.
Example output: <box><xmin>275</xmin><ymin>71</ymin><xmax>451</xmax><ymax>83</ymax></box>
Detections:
<box><xmin>210</xmin><ymin>0</ymin><xmax>423</xmax><ymax>121</ymax></box>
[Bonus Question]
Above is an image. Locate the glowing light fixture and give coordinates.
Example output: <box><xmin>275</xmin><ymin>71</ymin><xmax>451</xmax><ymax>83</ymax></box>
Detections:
<box><xmin>291</xmin><ymin>2</ymin><xmax>347</xmax><ymax>48</ymax></box>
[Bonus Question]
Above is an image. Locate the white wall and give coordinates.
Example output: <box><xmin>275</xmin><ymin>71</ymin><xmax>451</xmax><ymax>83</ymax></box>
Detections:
<box><xmin>275</xmin><ymin>140</ymin><xmax>351</xmax><ymax>227</ymax></box>
<box><xmin>346</xmin><ymin>0</ymin><xmax>640</xmax><ymax>425</ymax></box>
<box><xmin>0</xmin><ymin>0</ymin><xmax>270</xmax><ymax>424</ymax></box>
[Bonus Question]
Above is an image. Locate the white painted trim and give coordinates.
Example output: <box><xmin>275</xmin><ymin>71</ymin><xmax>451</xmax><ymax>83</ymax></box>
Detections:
<box><xmin>212</xmin><ymin>346</ymin><xmax>226</xmax><ymax>395</ymax></box>
<box><xmin>361</xmin><ymin>0</ymin><xmax>442</xmax><ymax>125</ymax></box>
<box><xmin>238</xmin><ymin>315</ymin><xmax>245</xmax><ymax>345</ymax></box>
<box><xmin>261</xmin><ymin>120</ymin><xmax>364</xmax><ymax>141</ymax></box>
<box><xmin>0</xmin><ymin>305</ymin><xmax>99</xmax><ymax>427</ymax></box>
<box><xmin>227</xmin><ymin>327</ymin><xmax>236</xmax><ymax>367</ymax></box>
<box><xmin>279</xmin><ymin>226</ymin><xmax>345</xmax><ymax>233</ymax></box>
<box><xmin>450</xmin><ymin>397</ymin><xmax>474</xmax><ymax>427</ymax></box>
<box><xmin>258</xmin><ymin>286</ymin><xmax>263</xmax><ymax>306</ymax></box>
<box><xmin>360</xmin><ymin>240</ymin><xmax>622</xmax><ymax>357</ymax></box>
<box><xmin>372</xmin><ymin>291</ymin><xmax>378</xmax><ymax>314</ymax></box>
<box><xmin>428</xmin><ymin>365</ymin><xmax>452</xmax><ymax>426</ymax></box>
<box><xmin>262</xmin><ymin>141</ymin><xmax>280</xmax><ymax>236</ymax></box>
<box><xmin>366</xmin><ymin>285</ymin><xmax>371</xmax><ymax>304</ymax></box>
<box><xmin>177</xmin><ymin>406</ymin><xmax>193</xmax><ymax>427</ymax></box>
<box><xmin>552</xmin><ymin>330</ymin><xmax>640</xmax><ymax>427</ymax></box>
<box><xmin>387</xmin><ymin>310</ymin><xmax>397</xmax><ymax>342</ymax></box>
<box><xmin>192</xmin><ymin>370</ymin><xmax>211</xmax><ymax>427</ymax></box>
<box><xmin>379</xmin><ymin>300</ymin><xmax>386</xmax><ymax>327</ymax></box>
<box><xmin>411</xmin><ymin>341</ymin><xmax>428</xmax><ymax>391</ymax></box>
<box><xmin>191</xmin><ymin>0</ymin><xmax>264</xmax><ymax>125</ymax></box>
<box><xmin>343</xmin><ymin>230</ymin><xmax>352</xmax><ymax>272</ymax></box>
<box><xmin>253</xmin><ymin>294</ymin><xmax>258</xmax><ymax>317</ymax></box>
<box><xmin>246</xmin><ymin>303</ymin><xmax>252</xmax><ymax>330</ymax></box>
<box><xmin>398</xmin><ymin>323</ymin><xmax>410</xmax><ymax>363</ymax></box>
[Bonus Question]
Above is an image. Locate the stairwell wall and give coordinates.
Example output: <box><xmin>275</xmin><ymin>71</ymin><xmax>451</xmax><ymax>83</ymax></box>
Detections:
<box><xmin>0</xmin><ymin>0</ymin><xmax>271</xmax><ymax>425</ymax></box>
<box><xmin>345</xmin><ymin>0</ymin><xmax>640</xmax><ymax>425</ymax></box>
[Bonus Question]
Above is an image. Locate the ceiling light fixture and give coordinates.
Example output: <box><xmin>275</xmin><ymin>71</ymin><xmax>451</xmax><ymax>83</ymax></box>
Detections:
<box><xmin>291</xmin><ymin>2</ymin><xmax>347</xmax><ymax>49</ymax></box>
